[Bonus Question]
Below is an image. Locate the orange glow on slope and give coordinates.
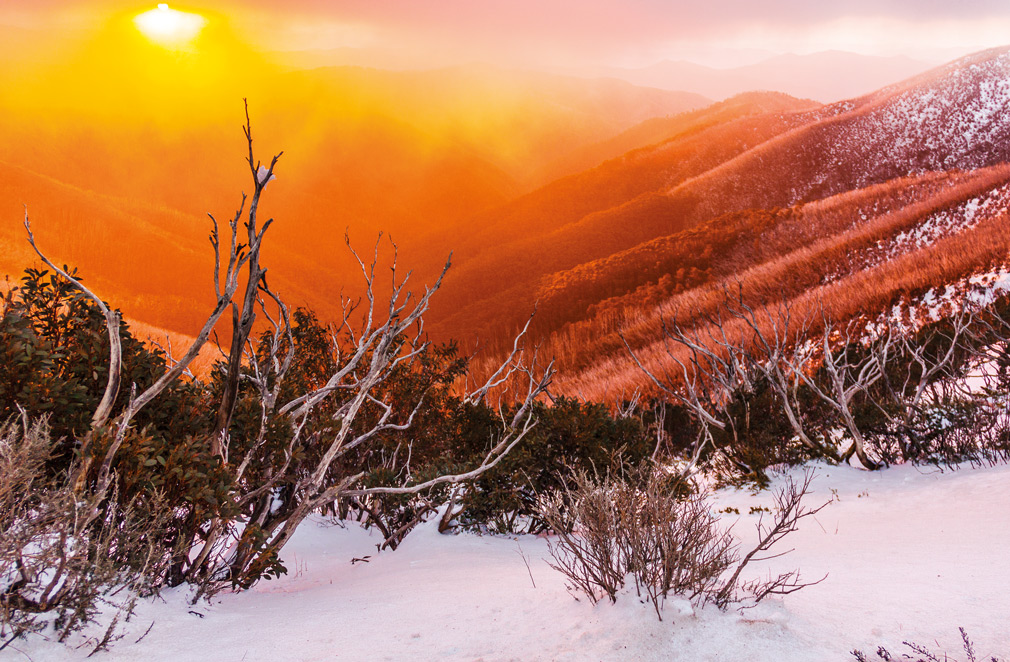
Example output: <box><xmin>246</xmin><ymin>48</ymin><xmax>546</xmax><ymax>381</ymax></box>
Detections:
<box><xmin>0</xmin><ymin>4</ymin><xmax>710</xmax><ymax>343</ymax></box>
<box><xmin>134</xmin><ymin>4</ymin><xmax>207</xmax><ymax>49</ymax></box>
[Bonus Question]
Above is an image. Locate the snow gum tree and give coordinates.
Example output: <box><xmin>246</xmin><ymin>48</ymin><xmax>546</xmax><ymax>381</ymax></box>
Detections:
<box><xmin>6</xmin><ymin>101</ymin><xmax>554</xmax><ymax>612</ymax></box>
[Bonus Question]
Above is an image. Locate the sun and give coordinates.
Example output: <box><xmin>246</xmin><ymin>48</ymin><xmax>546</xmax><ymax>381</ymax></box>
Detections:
<box><xmin>134</xmin><ymin>4</ymin><xmax>207</xmax><ymax>48</ymax></box>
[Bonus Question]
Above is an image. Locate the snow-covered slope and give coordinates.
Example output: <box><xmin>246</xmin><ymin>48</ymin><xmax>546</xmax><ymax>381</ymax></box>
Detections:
<box><xmin>824</xmin><ymin>179</ymin><xmax>1010</xmax><ymax>285</ymax></box>
<box><xmin>13</xmin><ymin>462</ymin><xmax>1010</xmax><ymax>661</ymax></box>
<box><xmin>830</xmin><ymin>47</ymin><xmax>1010</xmax><ymax>182</ymax></box>
<box><xmin>683</xmin><ymin>47</ymin><xmax>1010</xmax><ymax>210</ymax></box>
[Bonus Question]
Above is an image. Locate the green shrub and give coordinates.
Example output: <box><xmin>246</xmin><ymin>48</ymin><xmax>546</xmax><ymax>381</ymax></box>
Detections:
<box><xmin>453</xmin><ymin>396</ymin><xmax>655</xmax><ymax>534</ymax></box>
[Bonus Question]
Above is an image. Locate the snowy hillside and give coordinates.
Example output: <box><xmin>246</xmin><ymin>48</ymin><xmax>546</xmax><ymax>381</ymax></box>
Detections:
<box><xmin>826</xmin><ymin>179</ymin><xmax>1010</xmax><ymax>284</ymax></box>
<box><xmin>835</xmin><ymin>47</ymin><xmax>1010</xmax><ymax>183</ymax></box>
<box><xmin>13</xmin><ymin>462</ymin><xmax>1010</xmax><ymax>662</ymax></box>
<box><xmin>421</xmin><ymin>47</ymin><xmax>1010</xmax><ymax>391</ymax></box>
<box><xmin>679</xmin><ymin>47</ymin><xmax>1010</xmax><ymax>210</ymax></box>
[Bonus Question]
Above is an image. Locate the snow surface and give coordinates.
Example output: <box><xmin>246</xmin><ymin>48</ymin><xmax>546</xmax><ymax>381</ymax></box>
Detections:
<box><xmin>256</xmin><ymin>165</ymin><xmax>276</xmax><ymax>186</ymax></box>
<box><xmin>8</xmin><ymin>462</ymin><xmax>1010</xmax><ymax>661</ymax></box>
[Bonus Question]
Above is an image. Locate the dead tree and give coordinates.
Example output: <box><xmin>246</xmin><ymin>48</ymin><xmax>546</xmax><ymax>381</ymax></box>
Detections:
<box><xmin>24</xmin><ymin>156</ymin><xmax>261</xmax><ymax>499</ymax></box>
<box><xmin>213</xmin><ymin>101</ymin><xmax>282</xmax><ymax>457</ymax></box>
<box><xmin>788</xmin><ymin>317</ymin><xmax>891</xmax><ymax>470</ymax></box>
<box><xmin>716</xmin><ymin>294</ymin><xmax>829</xmax><ymax>457</ymax></box>
<box><xmin>622</xmin><ymin>295</ymin><xmax>823</xmax><ymax>477</ymax></box>
<box><xmin>872</xmin><ymin>304</ymin><xmax>977</xmax><ymax>460</ymax></box>
<box><xmin>24</xmin><ymin>107</ymin><xmax>555</xmax><ymax>593</ymax></box>
<box><xmin>623</xmin><ymin>322</ymin><xmax>723</xmax><ymax>474</ymax></box>
<box><xmin>624</xmin><ymin>285</ymin><xmax>893</xmax><ymax>472</ymax></box>
<box><xmin>182</xmin><ymin>234</ymin><xmax>554</xmax><ymax>589</ymax></box>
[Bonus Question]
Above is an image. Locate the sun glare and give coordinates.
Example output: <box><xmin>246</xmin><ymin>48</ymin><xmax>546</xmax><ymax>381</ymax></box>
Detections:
<box><xmin>134</xmin><ymin>4</ymin><xmax>207</xmax><ymax>48</ymax></box>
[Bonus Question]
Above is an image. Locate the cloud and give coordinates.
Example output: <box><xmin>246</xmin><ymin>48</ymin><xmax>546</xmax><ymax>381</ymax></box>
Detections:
<box><xmin>232</xmin><ymin>0</ymin><xmax>1010</xmax><ymax>37</ymax></box>
<box><xmin>11</xmin><ymin>1</ymin><xmax>1010</xmax><ymax>35</ymax></box>
<box><xmin>4</xmin><ymin>0</ymin><xmax>1010</xmax><ymax>66</ymax></box>
<box><xmin>219</xmin><ymin>0</ymin><xmax>1010</xmax><ymax>64</ymax></box>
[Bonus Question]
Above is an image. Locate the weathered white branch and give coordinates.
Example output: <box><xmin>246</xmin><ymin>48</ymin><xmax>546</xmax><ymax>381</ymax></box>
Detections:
<box><xmin>24</xmin><ymin>208</ymin><xmax>121</xmax><ymax>430</ymax></box>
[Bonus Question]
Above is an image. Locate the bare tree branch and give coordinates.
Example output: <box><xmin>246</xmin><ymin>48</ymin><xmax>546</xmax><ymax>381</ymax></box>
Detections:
<box><xmin>23</xmin><ymin>208</ymin><xmax>121</xmax><ymax>431</ymax></box>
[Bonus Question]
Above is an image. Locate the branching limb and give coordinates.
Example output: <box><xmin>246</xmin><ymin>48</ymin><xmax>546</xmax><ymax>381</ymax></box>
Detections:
<box><xmin>715</xmin><ymin>468</ymin><xmax>828</xmax><ymax>607</ymax></box>
<box><xmin>24</xmin><ymin>208</ymin><xmax>122</xmax><ymax>430</ymax></box>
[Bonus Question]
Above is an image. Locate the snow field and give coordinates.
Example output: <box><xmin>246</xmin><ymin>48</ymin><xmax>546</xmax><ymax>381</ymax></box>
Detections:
<box><xmin>10</xmin><ymin>461</ymin><xmax>1010</xmax><ymax>661</ymax></box>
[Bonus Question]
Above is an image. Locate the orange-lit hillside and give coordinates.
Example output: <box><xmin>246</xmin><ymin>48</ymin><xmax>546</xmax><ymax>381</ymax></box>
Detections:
<box><xmin>449</xmin><ymin>48</ymin><xmax>1010</xmax><ymax>399</ymax></box>
<box><xmin>3</xmin><ymin>7</ymin><xmax>1010</xmax><ymax>401</ymax></box>
<box><xmin>0</xmin><ymin>7</ymin><xmax>706</xmax><ymax>345</ymax></box>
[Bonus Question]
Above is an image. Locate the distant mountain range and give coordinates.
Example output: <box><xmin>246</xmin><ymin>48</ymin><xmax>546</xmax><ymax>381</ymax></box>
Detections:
<box><xmin>591</xmin><ymin>51</ymin><xmax>934</xmax><ymax>102</ymax></box>
<box><xmin>271</xmin><ymin>47</ymin><xmax>936</xmax><ymax>104</ymax></box>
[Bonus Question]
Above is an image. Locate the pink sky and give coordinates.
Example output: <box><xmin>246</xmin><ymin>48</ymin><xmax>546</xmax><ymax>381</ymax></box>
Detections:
<box><xmin>3</xmin><ymin>0</ymin><xmax>1010</xmax><ymax>68</ymax></box>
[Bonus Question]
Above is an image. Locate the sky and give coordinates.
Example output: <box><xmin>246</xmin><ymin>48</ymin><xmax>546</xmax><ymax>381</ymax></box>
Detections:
<box><xmin>2</xmin><ymin>1</ymin><xmax>1010</xmax><ymax>70</ymax></box>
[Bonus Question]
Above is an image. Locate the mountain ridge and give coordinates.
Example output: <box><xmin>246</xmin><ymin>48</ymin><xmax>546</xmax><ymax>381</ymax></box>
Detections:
<box><xmin>592</xmin><ymin>50</ymin><xmax>934</xmax><ymax>102</ymax></box>
<box><xmin>424</xmin><ymin>46</ymin><xmax>1010</xmax><ymax>397</ymax></box>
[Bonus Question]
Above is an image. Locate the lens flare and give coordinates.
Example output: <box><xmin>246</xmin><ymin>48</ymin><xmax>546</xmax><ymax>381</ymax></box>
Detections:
<box><xmin>134</xmin><ymin>4</ymin><xmax>206</xmax><ymax>48</ymax></box>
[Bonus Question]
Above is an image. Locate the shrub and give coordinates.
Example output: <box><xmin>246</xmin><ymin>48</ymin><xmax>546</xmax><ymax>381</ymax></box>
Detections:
<box><xmin>0</xmin><ymin>268</ymin><xmax>213</xmax><ymax>472</ymax></box>
<box><xmin>852</xmin><ymin>627</ymin><xmax>1004</xmax><ymax>662</ymax></box>
<box><xmin>452</xmin><ymin>396</ymin><xmax>656</xmax><ymax>534</ymax></box>
<box><xmin>0</xmin><ymin>267</ymin><xmax>229</xmax><ymax>591</ymax></box>
<box><xmin>539</xmin><ymin>467</ymin><xmax>825</xmax><ymax>619</ymax></box>
<box><xmin>0</xmin><ymin>417</ymin><xmax>171</xmax><ymax>650</ymax></box>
